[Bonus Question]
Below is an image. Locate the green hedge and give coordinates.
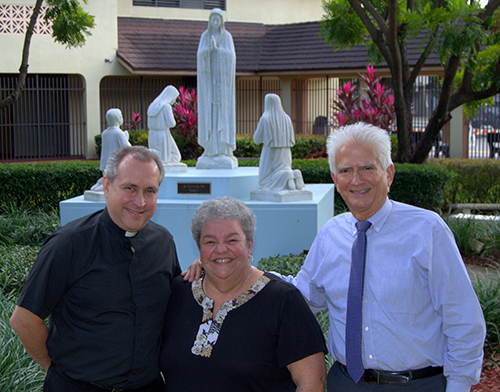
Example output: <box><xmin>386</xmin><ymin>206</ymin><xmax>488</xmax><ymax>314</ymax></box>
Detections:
<box><xmin>390</xmin><ymin>163</ymin><xmax>455</xmax><ymax>211</ymax></box>
<box><xmin>95</xmin><ymin>133</ymin><xmax>327</xmax><ymax>160</ymax></box>
<box><xmin>0</xmin><ymin>161</ymin><xmax>101</xmax><ymax>210</ymax></box>
<box><xmin>292</xmin><ymin>160</ymin><xmax>454</xmax><ymax>212</ymax></box>
<box><xmin>225</xmin><ymin>159</ymin><xmax>454</xmax><ymax>212</ymax></box>
<box><xmin>427</xmin><ymin>158</ymin><xmax>500</xmax><ymax>204</ymax></box>
<box><xmin>4</xmin><ymin>157</ymin><xmax>498</xmax><ymax>214</ymax></box>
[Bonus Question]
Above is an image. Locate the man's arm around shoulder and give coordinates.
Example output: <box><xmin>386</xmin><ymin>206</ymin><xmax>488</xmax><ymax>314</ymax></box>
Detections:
<box><xmin>10</xmin><ymin>305</ymin><xmax>51</xmax><ymax>372</ymax></box>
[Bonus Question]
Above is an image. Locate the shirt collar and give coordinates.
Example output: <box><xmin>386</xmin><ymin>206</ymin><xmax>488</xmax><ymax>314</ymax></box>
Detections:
<box><xmin>100</xmin><ymin>207</ymin><xmax>140</xmax><ymax>238</ymax></box>
<box><xmin>349</xmin><ymin>198</ymin><xmax>392</xmax><ymax>235</ymax></box>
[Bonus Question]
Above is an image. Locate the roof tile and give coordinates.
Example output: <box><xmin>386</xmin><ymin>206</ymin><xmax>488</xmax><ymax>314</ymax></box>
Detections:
<box><xmin>117</xmin><ymin>18</ymin><xmax>441</xmax><ymax>74</ymax></box>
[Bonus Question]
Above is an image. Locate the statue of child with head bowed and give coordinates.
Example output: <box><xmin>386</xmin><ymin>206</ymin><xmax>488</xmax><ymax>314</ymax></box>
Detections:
<box><xmin>90</xmin><ymin>108</ymin><xmax>131</xmax><ymax>192</ymax></box>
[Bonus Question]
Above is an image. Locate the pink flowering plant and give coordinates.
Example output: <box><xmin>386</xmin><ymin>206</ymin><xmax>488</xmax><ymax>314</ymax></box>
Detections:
<box><xmin>123</xmin><ymin>111</ymin><xmax>143</xmax><ymax>131</ymax></box>
<box><xmin>172</xmin><ymin>87</ymin><xmax>202</xmax><ymax>159</ymax></box>
<box><xmin>333</xmin><ymin>65</ymin><xmax>396</xmax><ymax>131</ymax></box>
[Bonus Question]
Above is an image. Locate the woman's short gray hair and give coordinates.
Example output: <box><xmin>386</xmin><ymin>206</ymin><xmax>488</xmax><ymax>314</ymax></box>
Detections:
<box><xmin>327</xmin><ymin>122</ymin><xmax>393</xmax><ymax>175</ymax></box>
<box><xmin>191</xmin><ymin>196</ymin><xmax>256</xmax><ymax>248</ymax></box>
<box><xmin>104</xmin><ymin>146</ymin><xmax>165</xmax><ymax>185</ymax></box>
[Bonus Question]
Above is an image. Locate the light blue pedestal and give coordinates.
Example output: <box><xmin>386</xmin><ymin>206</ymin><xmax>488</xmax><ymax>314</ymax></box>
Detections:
<box><xmin>60</xmin><ymin>168</ymin><xmax>334</xmax><ymax>271</ymax></box>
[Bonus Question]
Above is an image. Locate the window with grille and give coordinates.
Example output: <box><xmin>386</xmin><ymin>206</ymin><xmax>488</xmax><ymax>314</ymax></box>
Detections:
<box><xmin>133</xmin><ymin>0</ymin><xmax>226</xmax><ymax>10</ymax></box>
<box><xmin>0</xmin><ymin>74</ymin><xmax>86</xmax><ymax>161</ymax></box>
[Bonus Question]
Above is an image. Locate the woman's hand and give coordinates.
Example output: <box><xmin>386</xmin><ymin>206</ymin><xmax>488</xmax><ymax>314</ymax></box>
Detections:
<box><xmin>181</xmin><ymin>257</ymin><xmax>203</xmax><ymax>282</ymax></box>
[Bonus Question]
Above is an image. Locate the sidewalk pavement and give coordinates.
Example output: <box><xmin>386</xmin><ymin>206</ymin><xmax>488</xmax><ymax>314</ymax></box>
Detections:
<box><xmin>467</xmin><ymin>264</ymin><xmax>500</xmax><ymax>283</ymax></box>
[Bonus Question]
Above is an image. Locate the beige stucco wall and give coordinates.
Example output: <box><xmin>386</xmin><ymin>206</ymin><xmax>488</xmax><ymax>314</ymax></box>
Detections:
<box><xmin>0</xmin><ymin>0</ymin><xmax>133</xmax><ymax>158</ymax></box>
<box><xmin>117</xmin><ymin>0</ymin><xmax>324</xmax><ymax>24</ymax></box>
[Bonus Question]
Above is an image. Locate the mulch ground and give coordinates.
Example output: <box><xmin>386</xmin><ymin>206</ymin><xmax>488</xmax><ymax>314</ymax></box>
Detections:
<box><xmin>463</xmin><ymin>253</ymin><xmax>500</xmax><ymax>391</ymax></box>
<box><xmin>472</xmin><ymin>364</ymin><xmax>500</xmax><ymax>392</ymax></box>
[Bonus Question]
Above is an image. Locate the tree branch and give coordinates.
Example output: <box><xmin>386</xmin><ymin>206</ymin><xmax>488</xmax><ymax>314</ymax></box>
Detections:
<box><xmin>0</xmin><ymin>0</ymin><xmax>44</xmax><ymax>110</ymax></box>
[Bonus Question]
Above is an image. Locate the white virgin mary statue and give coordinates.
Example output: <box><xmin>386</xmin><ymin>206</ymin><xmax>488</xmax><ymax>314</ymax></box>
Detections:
<box><xmin>148</xmin><ymin>85</ymin><xmax>187</xmax><ymax>172</ymax></box>
<box><xmin>196</xmin><ymin>8</ymin><xmax>238</xmax><ymax>169</ymax></box>
<box><xmin>251</xmin><ymin>94</ymin><xmax>312</xmax><ymax>202</ymax></box>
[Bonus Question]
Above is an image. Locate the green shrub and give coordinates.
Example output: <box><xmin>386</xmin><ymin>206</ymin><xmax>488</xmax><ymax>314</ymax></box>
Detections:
<box><xmin>0</xmin><ymin>292</ymin><xmax>44</xmax><ymax>392</ymax></box>
<box><xmin>94</xmin><ymin>129</ymin><xmax>148</xmax><ymax>157</ymax></box>
<box><xmin>95</xmin><ymin>133</ymin><xmax>102</xmax><ymax>156</ymax></box>
<box><xmin>0</xmin><ymin>206</ymin><xmax>59</xmax><ymax>247</ymax></box>
<box><xmin>236</xmin><ymin>158</ymin><xmax>259</xmax><ymax>167</ymax></box>
<box><xmin>128</xmin><ymin>129</ymin><xmax>149</xmax><ymax>147</ymax></box>
<box><xmin>0</xmin><ymin>161</ymin><xmax>101</xmax><ymax>211</ymax></box>
<box><xmin>258</xmin><ymin>253</ymin><xmax>306</xmax><ymax>276</ymax></box>
<box><xmin>234</xmin><ymin>135</ymin><xmax>262</xmax><ymax>158</ymax></box>
<box><xmin>428</xmin><ymin>158</ymin><xmax>500</xmax><ymax>204</ymax></box>
<box><xmin>95</xmin><ymin>133</ymin><xmax>329</xmax><ymax>160</ymax></box>
<box><xmin>292</xmin><ymin>159</ymin><xmax>331</xmax><ymax>184</ymax></box>
<box><xmin>292</xmin><ymin>135</ymin><xmax>328</xmax><ymax>159</ymax></box>
<box><xmin>390</xmin><ymin>163</ymin><xmax>455</xmax><ymax>211</ymax></box>
<box><xmin>0</xmin><ymin>246</ymin><xmax>38</xmax><ymax>297</ymax></box>
<box><xmin>444</xmin><ymin>215</ymin><xmax>500</xmax><ymax>257</ymax></box>
<box><xmin>472</xmin><ymin>272</ymin><xmax>500</xmax><ymax>356</ymax></box>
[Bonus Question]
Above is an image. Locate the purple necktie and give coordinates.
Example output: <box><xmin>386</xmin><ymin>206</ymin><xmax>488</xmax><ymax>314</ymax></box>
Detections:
<box><xmin>346</xmin><ymin>220</ymin><xmax>371</xmax><ymax>383</ymax></box>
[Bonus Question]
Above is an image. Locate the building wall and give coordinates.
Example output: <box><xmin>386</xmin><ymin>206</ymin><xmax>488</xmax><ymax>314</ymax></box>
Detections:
<box><xmin>117</xmin><ymin>0</ymin><xmax>324</xmax><ymax>24</ymax></box>
<box><xmin>1</xmin><ymin>0</ymin><xmax>129</xmax><ymax>158</ymax></box>
<box><xmin>1</xmin><ymin>0</ymin><xmax>325</xmax><ymax>159</ymax></box>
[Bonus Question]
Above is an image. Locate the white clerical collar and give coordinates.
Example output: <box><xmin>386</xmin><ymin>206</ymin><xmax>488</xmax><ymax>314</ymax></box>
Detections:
<box><xmin>125</xmin><ymin>231</ymin><xmax>137</xmax><ymax>237</ymax></box>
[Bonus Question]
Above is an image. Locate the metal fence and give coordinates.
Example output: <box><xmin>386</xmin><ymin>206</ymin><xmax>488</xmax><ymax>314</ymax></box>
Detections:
<box><xmin>292</xmin><ymin>76</ymin><xmax>358</xmax><ymax>135</ymax></box>
<box><xmin>236</xmin><ymin>77</ymin><xmax>282</xmax><ymax>135</ymax></box>
<box><xmin>4</xmin><ymin>72</ymin><xmax>500</xmax><ymax>162</ymax></box>
<box><xmin>0</xmin><ymin>74</ymin><xmax>86</xmax><ymax>162</ymax></box>
<box><xmin>100</xmin><ymin>75</ymin><xmax>281</xmax><ymax>136</ymax></box>
<box><xmin>468</xmin><ymin>95</ymin><xmax>500</xmax><ymax>159</ymax></box>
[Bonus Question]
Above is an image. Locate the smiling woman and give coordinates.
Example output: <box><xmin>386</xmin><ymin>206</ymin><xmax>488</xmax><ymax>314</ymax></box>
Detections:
<box><xmin>160</xmin><ymin>196</ymin><xmax>328</xmax><ymax>392</ymax></box>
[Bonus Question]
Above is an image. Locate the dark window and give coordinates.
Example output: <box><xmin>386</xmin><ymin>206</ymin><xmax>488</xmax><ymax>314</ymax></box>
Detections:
<box><xmin>133</xmin><ymin>0</ymin><xmax>226</xmax><ymax>10</ymax></box>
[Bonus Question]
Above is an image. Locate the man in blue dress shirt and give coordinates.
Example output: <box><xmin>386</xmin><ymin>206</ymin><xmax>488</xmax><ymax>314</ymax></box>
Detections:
<box><xmin>288</xmin><ymin>122</ymin><xmax>485</xmax><ymax>391</ymax></box>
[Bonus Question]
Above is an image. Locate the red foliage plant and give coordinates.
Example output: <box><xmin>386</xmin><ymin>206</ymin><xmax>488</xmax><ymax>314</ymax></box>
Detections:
<box><xmin>333</xmin><ymin>65</ymin><xmax>396</xmax><ymax>131</ymax></box>
<box><xmin>123</xmin><ymin>111</ymin><xmax>143</xmax><ymax>131</ymax></box>
<box><xmin>172</xmin><ymin>87</ymin><xmax>202</xmax><ymax>159</ymax></box>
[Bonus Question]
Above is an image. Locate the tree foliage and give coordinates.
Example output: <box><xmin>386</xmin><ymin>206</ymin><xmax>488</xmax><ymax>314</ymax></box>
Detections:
<box><xmin>321</xmin><ymin>0</ymin><xmax>500</xmax><ymax>163</ymax></box>
<box><xmin>0</xmin><ymin>0</ymin><xmax>95</xmax><ymax>110</ymax></box>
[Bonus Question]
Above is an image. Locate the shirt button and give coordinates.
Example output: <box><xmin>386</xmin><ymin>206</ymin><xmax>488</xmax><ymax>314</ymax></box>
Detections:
<box><xmin>369</xmin><ymin>355</ymin><xmax>373</xmax><ymax>359</ymax></box>
<box><xmin>365</xmin><ymin>327</ymin><xmax>369</xmax><ymax>331</ymax></box>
